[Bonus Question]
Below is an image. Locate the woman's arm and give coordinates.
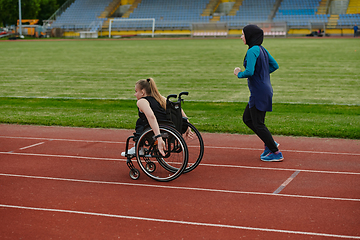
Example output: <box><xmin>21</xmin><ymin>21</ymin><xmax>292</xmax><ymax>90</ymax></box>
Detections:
<box><xmin>137</xmin><ymin>99</ymin><xmax>165</xmax><ymax>156</ymax></box>
<box><xmin>266</xmin><ymin>50</ymin><xmax>279</xmax><ymax>73</ymax></box>
<box><xmin>236</xmin><ymin>47</ymin><xmax>259</xmax><ymax>78</ymax></box>
<box><xmin>181</xmin><ymin>109</ymin><xmax>188</xmax><ymax>119</ymax></box>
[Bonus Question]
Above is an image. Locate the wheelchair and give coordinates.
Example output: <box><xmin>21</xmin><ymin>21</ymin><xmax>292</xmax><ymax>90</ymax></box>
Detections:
<box><xmin>166</xmin><ymin>92</ymin><xmax>204</xmax><ymax>174</ymax></box>
<box><xmin>123</xmin><ymin>92</ymin><xmax>204</xmax><ymax>182</ymax></box>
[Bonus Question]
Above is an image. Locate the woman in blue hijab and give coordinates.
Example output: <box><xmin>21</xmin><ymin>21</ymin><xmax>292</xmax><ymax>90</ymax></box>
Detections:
<box><xmin>234</xmin><ymin>24</ymin><xmax>284</xmax><ymax>162</ymax></box>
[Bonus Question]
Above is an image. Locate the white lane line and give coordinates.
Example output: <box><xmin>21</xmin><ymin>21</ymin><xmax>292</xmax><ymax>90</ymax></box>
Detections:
<box><xmin>19</xmin><ymin>142</ymin><xmax>45</xmax><ymax>150</ymax></box>
<box><xmin>1</xmin><ymin>151</ymin><xmax>360</xmax><ymax>176</ymax></box>
<box><xmin>273</xmin><ymin>171</ymin><xmax>301</xmax><ymax>194</ymax></box>
<box><xmin>1</xmin><ymin>136</ymin><xmax>359</xmax><ymax>156</ymax></box>
<box><xmin>201</xmin><ymin>163</ymin><xmax>360</xmax><ymax>175</ymax></box>
<box><xmin>208</xmin><ymin>146</ymin><xmax>360</xmax><ymax>156</ymax></box>
<box><xmin>0</xmin><ymin>136</ymin><xmax>125</xmax><ymax>144</ymax></box>
<box><xmin>0</xmin><ymin>151</ymin><xmax>122</xmax><ymax>161</ymax></box>
<box><xmin>0</xmin><ymin>204</ymin><xmax>359</xmax><ymax>239</ymax></box>
<box><xmin>0</xmin><ymin>173</ymin><xmax>359</xmax><ymax>202</ymax></box>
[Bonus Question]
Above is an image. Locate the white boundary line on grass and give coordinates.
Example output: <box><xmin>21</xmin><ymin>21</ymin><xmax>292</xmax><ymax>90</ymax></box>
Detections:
<box><xmin>0</xmin><ymin>173</ymin><xmax>359</xmax><ymax>202</ymax></box>
<box><xmin>0</xmin><ymin>204</ymin><xmax>360</xmax><ymax>239</ymax></box>
<box><xmin>0</xmin><ymin>95</ymin><xmax>359</xmax><ymax>106</ymax></box>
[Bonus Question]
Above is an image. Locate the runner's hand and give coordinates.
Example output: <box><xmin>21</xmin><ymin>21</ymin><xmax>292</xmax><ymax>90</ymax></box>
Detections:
<box><xmin>234</xmin><ymin>67</ymin><xmax>241</xmax><ymax>76</ymax></box>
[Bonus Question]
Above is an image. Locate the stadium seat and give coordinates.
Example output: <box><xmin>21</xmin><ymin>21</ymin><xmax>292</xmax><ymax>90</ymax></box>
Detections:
<box><xmin>52</xmin><ymin>0</ymin><xmax>114</xmax><ymax>30</ymax></box>
<box><xmin>273</xmin><ymin>0</ymin><xmax>328</xmax><ymax>27</ymax></box>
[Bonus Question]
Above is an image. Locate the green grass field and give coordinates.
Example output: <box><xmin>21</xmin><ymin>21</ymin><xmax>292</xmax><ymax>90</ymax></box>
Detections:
<box><xmin>0</xmin><ymin>38</ymin><xmax>359</xmax><ymax>138</ymax></box>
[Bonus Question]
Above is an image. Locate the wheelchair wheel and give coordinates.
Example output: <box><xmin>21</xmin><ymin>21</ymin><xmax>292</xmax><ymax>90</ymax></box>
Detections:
<box><xmin>146</xmin><ymin>162</ymin><xmax>156</xmax><ymax>173</ymax></box>
<box><xmin>136</xmin><ymin>125</ymin><xmax>188</xmax><ymax>182</ymax></box>
<box><xmin>161</xmin><ymin>122</ymin><xmax>204</xmax><ymax>174</ymax></box>
<box><xmin>129</xmin><ymin>168</ymin><xmax>140</xmax><ymax>180</ymax></box>
<box><xmin>181</xmin><ymin>121</ymin><xmax>204</xmax><ymax>173</ymax></box>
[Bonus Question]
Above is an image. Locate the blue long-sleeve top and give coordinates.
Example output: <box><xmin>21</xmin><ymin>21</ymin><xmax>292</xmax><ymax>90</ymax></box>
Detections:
<box><xmin>237</xmin><ymin>45</ymin><xmax>279</xmax><ymax>112</ymax></box>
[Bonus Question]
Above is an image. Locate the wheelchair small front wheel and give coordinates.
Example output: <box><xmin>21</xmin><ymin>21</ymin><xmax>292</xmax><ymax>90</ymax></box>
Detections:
<box><xmin>129</xmin><ymin>168</ymin><xmax>140</xmax><ymax>180</ymax></box>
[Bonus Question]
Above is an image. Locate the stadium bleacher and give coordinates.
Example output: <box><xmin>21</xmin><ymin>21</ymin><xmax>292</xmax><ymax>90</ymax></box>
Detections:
<box><xmin>338</xmin><ymin>13</ymin><xmax>360</xmax><ymax>26</ymax></box>
<box><xmin>124</xmin><ymin>0</ymin><xmax>210</xmax><ymax>29</ymax></box>
<box><xmin>50</xmin><ymin>0</ymin><xmax>359</xmax><ymax>36</ymax></box>
<box><xmin>220</xmin><ymin>0</ymin><xmax>276</xmax><ymax>28</ymax></box>
<box><xmin>273</xmin><ymin>0</ymin><xmax>329</xmax><ymax>27</ymax></box>
<box><xmin>51</xmin><ymin>0</ymin><xmax>112</xmax><ymax>29</ymax></box>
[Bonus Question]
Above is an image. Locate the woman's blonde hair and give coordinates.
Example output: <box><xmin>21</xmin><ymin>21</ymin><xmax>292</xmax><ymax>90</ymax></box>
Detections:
<box><xmin>136</xmin><ymin>78</ymin><xmax>166</xmax><ymax>109</ymax></box>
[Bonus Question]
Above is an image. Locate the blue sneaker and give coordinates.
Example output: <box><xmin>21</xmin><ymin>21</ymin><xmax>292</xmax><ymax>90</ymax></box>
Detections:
<box><xmin>261</xmin><ymin>151</ymin><xmax>284</xmax><ymax>162</ymax></box>
<box><xmin>260</xmin><ymin>142</ymin><xmax>279</xmax><ymax>158</ymax></box>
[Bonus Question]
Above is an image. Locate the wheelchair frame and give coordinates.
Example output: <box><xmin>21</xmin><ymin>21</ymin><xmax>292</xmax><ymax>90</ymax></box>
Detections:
<box><xmin>125</xmin><ymin>124</ymin><xmax>188</xmax><ymax>182</ymax></box>
<box><xmin>123</xmin><ymin>92</ymin><xmax>204</xmax><ymax>181</ymax></box>
<box><xmin>167</xmin><ymin>92</ymin><xmax>204</xmax><ymax>174</ymax></box>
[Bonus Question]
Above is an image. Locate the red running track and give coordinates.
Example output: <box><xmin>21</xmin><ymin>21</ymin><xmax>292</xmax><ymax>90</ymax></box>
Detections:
<box><xmin>0</xmin><ymin>124</ymin><xmax>359</xmax><ymax>239</ymax></box>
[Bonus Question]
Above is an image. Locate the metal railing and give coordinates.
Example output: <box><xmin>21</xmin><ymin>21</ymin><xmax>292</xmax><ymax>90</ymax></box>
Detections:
<box><xmin>87</xmin><ymin>20</ymin><xmax>104</xmax><ymax>32</ymax></box>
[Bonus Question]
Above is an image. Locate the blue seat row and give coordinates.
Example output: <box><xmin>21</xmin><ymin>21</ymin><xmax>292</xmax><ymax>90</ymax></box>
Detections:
<box><xmin>51</xmin><ymin>0</ymin><xmax>358</xmax><ymax>30</ymax></box>
<box><xmin>52</xmin><ymin>0</ymin><xmax>113</xmax><ymax>28</ymax></box>
<box><xmin>127</xmin><ymin>0</ymin><xmax>209</xmax><ymax>24</ymax></box>
<box><xmin>272</xmin><ymin>0</ymin><xmax>330</xmax><ymax>26</ymax></box>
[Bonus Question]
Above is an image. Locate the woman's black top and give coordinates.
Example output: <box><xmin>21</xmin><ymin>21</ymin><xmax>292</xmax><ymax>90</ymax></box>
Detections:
<box><xmin>138</xmin><ymin>96</ymin><xmax>167</xmax><ymax>125</ymax></box>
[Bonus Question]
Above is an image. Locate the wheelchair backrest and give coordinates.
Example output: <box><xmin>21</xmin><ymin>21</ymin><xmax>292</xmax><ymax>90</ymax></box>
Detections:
<box><xmin>166</xmin><ymin>92</ymin><xmax>188</xmax><ymax>133</ymax></box>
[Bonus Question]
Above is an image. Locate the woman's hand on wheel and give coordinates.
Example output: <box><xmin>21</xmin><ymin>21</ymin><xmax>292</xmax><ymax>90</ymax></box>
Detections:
<box><xmin>185</xmin><ymin>127</ymin><xmax>194</xmax><ymax>139</ymax></box>
<box><xmin>157</xmin><ymin>138</ymin><xmax>166</xmax><ymax>156</ymax></box>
